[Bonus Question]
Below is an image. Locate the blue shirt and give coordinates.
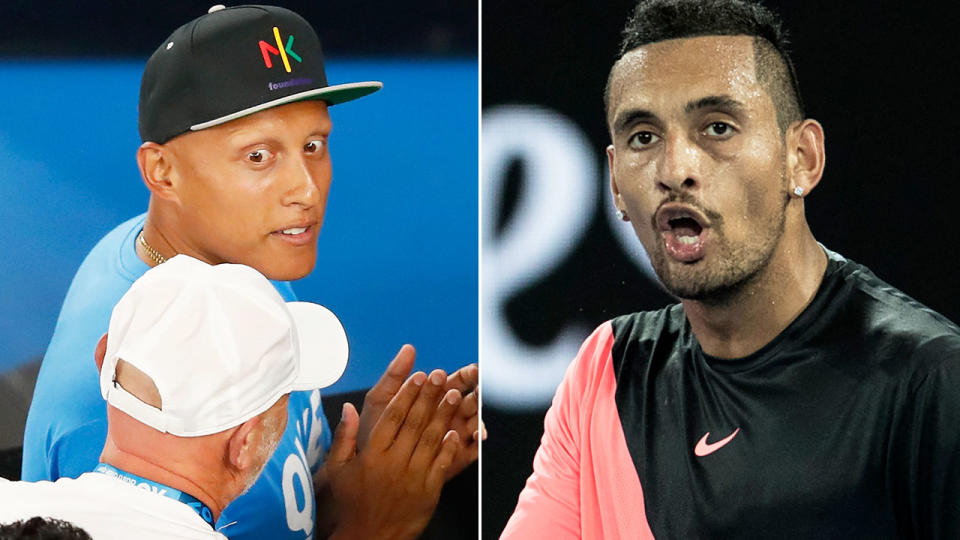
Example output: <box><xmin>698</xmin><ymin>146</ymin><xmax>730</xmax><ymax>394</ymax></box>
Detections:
<box><xmin>22</xmin><ymin>214</ymin><xmax>332</xmax><ymax>540</ymax></box>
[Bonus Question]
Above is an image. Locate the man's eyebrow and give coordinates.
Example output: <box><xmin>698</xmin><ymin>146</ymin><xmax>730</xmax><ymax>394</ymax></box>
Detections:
<box><xmin>612</xmin><ymin>108</ymin><xmax>659</xmax><ymax>134</ymax></box>
<box><xmin>684</xmin><ymin>95</ymin><xmax>745</xmax><ymax>114</ymax></box>
<box><xmin>227</xmin><ymin>132</ymin><xmax>282</xmax><ymax>147</ymax></box>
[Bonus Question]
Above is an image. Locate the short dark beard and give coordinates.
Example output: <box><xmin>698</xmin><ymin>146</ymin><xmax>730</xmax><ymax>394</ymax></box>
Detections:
<box><xmin>646</xmin><ymin>180</ymin><xmax>789</xmax><ymax>306</ymax></box>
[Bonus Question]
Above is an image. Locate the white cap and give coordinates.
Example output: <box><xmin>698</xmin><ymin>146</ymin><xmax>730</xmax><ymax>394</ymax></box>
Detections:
<box><xmin>101</xmin><ymin>255</ymin><xmax>349</xmax><ymax>437</ymax></box>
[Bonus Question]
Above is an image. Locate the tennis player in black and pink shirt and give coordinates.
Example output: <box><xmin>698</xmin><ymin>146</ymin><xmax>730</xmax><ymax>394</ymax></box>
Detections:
<box><xmin>502</xmin><ymin>1</ymin><xmax>960</xmax><ymax>538</ymax></box>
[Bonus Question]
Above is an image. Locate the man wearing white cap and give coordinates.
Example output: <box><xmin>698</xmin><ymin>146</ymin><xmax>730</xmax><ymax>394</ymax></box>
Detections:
<box><xmin>4</xmin><ymin>256</ymin><xmax>462</xmax><ymax>539</ymax></box>
<box><xmin>22</xmin><ymin>4</ymin><xmax>479</xmax><ymax>540</ymax></box>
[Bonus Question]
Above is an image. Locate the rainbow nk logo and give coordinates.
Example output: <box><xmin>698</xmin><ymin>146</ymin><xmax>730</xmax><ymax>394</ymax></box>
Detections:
<box><xmin>259</xmin><ymin>26</ymin><xmax>302</xmax><ymax>73</ymax></box>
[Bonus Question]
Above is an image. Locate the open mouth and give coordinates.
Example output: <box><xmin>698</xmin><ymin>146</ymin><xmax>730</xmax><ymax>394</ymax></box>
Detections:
<box><xmin>270</xmin><ymin>223</ymin><xmax>316</xmax><ymax>245</ymax></box>
<box><xmin>656</xmin><ymin>205</ymin><xmax>709</xmax><ymax>262</ymax></box>
<box><xmin>668</xmin><ymin>216</ymin><xmax>703</xmax><ymax>244</ymax></box>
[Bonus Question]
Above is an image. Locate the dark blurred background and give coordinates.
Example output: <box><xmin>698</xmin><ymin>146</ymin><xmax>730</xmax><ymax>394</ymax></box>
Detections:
<box><xmin>0</xmin><ymin>1</ymin><xmax>476</xmax><ymax>57</ymax></box>
<box><xmin>482</xmin><ymin>1</ymin><xmax>959</xmax><ymax>537</ymax></box>
<box><xmin>0</xmin><ymin>1</ymin><xmax>476</xmax><ymax>539</ymax></box>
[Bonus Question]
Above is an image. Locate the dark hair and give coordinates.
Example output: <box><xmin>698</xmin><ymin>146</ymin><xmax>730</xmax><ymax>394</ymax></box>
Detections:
<box><xmin>606</xmin><ymin>0</ymin><xmax>804</xmax><ymax>133</ymax></box>
<box><xmin>0</xmin><ymin>517</ymin><xmax>92</xmax><ymax>540</ymax></box>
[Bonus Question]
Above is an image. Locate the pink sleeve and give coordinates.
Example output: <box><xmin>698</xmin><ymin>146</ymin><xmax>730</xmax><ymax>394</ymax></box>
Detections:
<box><xmin>500</xmin><ymin>322</ymin><xmax>655</xmax><ymax>540</ymax></box>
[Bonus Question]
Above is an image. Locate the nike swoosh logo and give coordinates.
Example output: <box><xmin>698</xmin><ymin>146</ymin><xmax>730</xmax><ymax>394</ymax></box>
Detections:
<box><xmin>694</xmin><ymin>427</ymin><xmax>741</xmax><ymax>457</ymax></box>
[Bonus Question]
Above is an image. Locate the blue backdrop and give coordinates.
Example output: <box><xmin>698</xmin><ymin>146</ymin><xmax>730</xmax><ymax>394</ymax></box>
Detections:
<box><xmin>0</xmin><ymin>58</ymin><xmax>478</xmax><ymax>394</ymax></box>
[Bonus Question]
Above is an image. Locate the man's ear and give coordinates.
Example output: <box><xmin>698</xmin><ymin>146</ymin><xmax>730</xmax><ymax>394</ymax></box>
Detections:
<box><xmin>227</xmin><ymin>416</ymin><xmax>262</xmax><ymax>471</ymax></box>
<box><xmin>785</xmin><ymin>119</ymin><xmax>826</xmax><ymax>197</ymax></box>
<box><xmin>136</xmin><ymin>142</ymin><xmax>180</xmax><ymax>203</ymax></box>
<box><xmin>607</xmin><ymin>144</ymin><xmax>629</xmax><ymax>220</ymax></box>
<box><xmin>94</xmin><ymin>333</ymin><xmax>108</xmax><ymax>373</ymax></box>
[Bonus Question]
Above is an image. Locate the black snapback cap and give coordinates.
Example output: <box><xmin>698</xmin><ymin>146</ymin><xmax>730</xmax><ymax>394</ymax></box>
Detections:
<box><xmin>139</xmin><ymin>4</ymin><xmax>382</xmax><ymax>143</ymax></box>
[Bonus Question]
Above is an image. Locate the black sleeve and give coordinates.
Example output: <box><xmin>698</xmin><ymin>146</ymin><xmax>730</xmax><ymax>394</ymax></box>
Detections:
<box><xmin>894</xmin><ymin>336</ymin><xmax>960</xmax><ymax>539</ymax></box>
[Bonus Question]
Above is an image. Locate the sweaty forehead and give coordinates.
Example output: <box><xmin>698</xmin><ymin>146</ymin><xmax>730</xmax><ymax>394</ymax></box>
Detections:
<box><xmin>607</xmin><ymin>35</ymin><xmax>762</xmax><ymax>124</ymax></box>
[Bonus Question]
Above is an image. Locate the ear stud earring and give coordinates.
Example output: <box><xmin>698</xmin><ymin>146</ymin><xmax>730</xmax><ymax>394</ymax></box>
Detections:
<box><xmin>793</xmin><ymin>186</ymin><xmax>805</xmax><ymax>197</ymax></box>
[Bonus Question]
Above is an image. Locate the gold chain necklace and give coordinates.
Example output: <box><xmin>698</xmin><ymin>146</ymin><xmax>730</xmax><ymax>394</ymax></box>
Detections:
<box><xmin>138</xmin><ymin>230</ymin><xmax>167</xmax><ymax>265</ymax></box>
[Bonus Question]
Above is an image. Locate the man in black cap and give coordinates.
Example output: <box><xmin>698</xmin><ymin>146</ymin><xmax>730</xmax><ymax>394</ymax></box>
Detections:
<box><xmin>21</xmin><ymin>5</ymin><xmax>480</xmax><ymax>540</ymax></box>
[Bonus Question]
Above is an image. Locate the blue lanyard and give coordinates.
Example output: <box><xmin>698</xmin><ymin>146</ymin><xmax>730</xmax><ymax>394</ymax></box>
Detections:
<box><xmin>94</xmin><ymin>463</ymin><xmax>215</xmax><ymax>528</ymax></box>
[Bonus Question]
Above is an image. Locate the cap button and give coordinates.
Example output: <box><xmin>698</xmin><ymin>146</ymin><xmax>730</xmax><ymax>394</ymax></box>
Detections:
<box><xmin>208</xmin><ymin>4</ymin><xmax>226</xmax><ymax>13</ymax></box>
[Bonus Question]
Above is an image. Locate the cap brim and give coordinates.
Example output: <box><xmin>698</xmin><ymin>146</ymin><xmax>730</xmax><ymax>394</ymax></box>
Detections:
<box><xmin>314</xmin><ymin>81</ymin><xmax>384</xmax><ymax>105</ymax></box>
<box><xmin>190</xmin><ymin>81</ymin><xmax>383</xmax><ymax>131</ymax></box>
<box><xmin>286</xmin><ymin>302</ymin><xmax>349</xmax><ymax>390</ymax></box>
